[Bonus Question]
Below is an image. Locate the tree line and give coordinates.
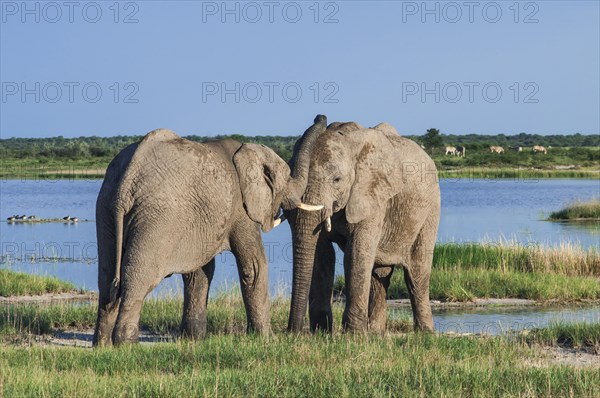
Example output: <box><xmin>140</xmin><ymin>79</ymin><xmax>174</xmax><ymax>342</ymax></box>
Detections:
<box><xmin>0</xmin><ymin>132</ymin><xmax>597</xmax><ymax>162</ymax></box>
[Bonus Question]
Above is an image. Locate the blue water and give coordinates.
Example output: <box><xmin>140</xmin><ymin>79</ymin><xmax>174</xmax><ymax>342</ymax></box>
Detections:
<box><xmin>386</xmin><ymin>304</ymin><xmax>600</xmax><ymax>335</ymax></box>
<box><xmin>1</xmin><ymin>178</ymin><xmax>598</xmax><ymax>296</ymax></box>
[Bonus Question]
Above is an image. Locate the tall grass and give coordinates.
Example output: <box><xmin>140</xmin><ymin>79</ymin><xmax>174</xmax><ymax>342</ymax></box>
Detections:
<box><xmin>526</xmin><ymin>322</ymin><xmax>600</xmax><ymax>349</ymax></box>
<box><xmin>0</xmin><ymin>292</ymin><xmax>412</xmax><ymax>338</ymax></box>
<box><xmin>336</xmin><ymin>242</ymin><xmax>600</xmax><ymax>301</ymax></box>
<box><xmin>397</xmin><ymin>269</ymin><xmax>600</xmax><ymax>301</ymax></box>
<box><xmin>548</xmin><ymin>199</ymin><xmax>600</xmax><ymax>220</ymax></box>
<box><xmin>0</xmin><ymin>270</ymin><xmax>80</xmax><ymax>297</ymax></box>
<box><xmin>433</xmin><ymin>242</ymin><xmax>599</xmax><ymax>276</ymax></box>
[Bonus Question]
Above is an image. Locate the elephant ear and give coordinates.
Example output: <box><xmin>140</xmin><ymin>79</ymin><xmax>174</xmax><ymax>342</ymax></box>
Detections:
<box><xmin>233</xmin><ymin>143</ymin><xmax>290</xmax><ymax>232</ymax></box>
<box><xmin>345</xmin><ymin>133</ymin><xmax>401</xmax><ymax>224</ymax></box>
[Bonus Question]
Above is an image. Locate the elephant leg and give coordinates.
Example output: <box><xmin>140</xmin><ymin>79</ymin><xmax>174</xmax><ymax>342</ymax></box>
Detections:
<box><xmin>230</xmin><ymin>222</ymin><xmax>271</xmax><ymax>335</ymax></box>
<box><xmin>342</xmin><ymin>222</ymin><xmax>382</xmax><ymax>333</ymax></box>
<box><xmin>309</xmin><ymin>237</ymin><xmax>336</xmax><ymax>333</ymax></box>
<box><xmin>93</xmin><ymin>225</ymin><xmax>119</xmax><ymax>347</ymax></box>
<box><xmin>404</xmin><ymin>218</ymin><xmax>436</xmax><ymax>332</ymax></box>
<box><xmin>92</xmin><ymin>267</ymin><xmax>120</xmax><ymax>347</ymax></box>
<box><xmin>180</xmin><ymin>258</ymin><xmax>215</xmax><ymax>339</ymax></box>
<box><xmin>368</xmin><ymin>264</ymin><xmax>394</xmax><ymax>334</ymax></box>
<box><xmin>113</xmin><ymin>268</ymin><xmax>163</xmax><ymax>345</ymax></box>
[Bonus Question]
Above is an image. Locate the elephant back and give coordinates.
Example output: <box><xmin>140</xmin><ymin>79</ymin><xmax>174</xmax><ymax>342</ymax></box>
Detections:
<box><xmin>326</xmin><ymin>121</ymin><xmax>363</xmax><ymax>135</ymax></box>
<box><xmin>141</xmin><ymin>128</ymin><xmax>180</xmax><ymax>143</ymax></box>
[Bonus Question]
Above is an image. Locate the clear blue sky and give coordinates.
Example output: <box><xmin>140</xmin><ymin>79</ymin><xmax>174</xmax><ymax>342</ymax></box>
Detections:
<box><xmin>1</xmin><ymin>1</ymin><xmax>598</xmax><ymax>138</ymax></box>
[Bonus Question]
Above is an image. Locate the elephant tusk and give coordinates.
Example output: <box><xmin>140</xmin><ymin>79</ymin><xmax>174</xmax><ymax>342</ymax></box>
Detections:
<box><xmin>297</xmin><ymin>203</ymin><xmax>324</xmax><ymax>211</ymax></box>
<box><xmin>273</xmin><ymin>215</ymin><xmax>286</xmax><ymax>228</ymax></box>
<box><xmin>324</xmin><ymin>216</ymin><xmax>332</xmax><ymax>232</ymax></box>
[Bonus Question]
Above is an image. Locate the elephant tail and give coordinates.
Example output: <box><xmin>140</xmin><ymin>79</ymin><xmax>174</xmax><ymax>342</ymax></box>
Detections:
<box><xmin>109</xmin><ymin>206</ymin><xmax>125</xmax><ymax>305</ymax></box>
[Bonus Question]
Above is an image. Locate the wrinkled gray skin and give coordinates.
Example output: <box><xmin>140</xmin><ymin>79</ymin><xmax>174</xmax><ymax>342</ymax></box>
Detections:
<box><xmin>286</xmin><ymin>116</ymin><xmax>441</xmax><ymax>334</ymax></box>
<box><xmin>93</xmin><ymin>129</ymin><xmax>304</xmax><ymax>346</ymax></box>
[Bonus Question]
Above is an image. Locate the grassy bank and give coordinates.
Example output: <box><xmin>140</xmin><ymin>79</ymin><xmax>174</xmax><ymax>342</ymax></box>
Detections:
<box><xmin>1</xmin><ymin>322</ymin><xmax>599</xmax><ymax>397</ymax></box>
<box><xmin>548</xmin><ymin>199</ymin><xmax>600</xmax><ymax>221</ymax></box>
<box><xmin>0</xmin><ymin>270</ymin><xmax>80</xmax><ymax>297</ymax></box>
<box><xmin>527</xmin><ymin>322</ymin><xmax>600</xmax><ymax>350</ymax></box>
<box><xmin>336</xmin><ymin>242</ymin><xmax>600</xmax><ymax>301</ymax></box>
<box><xmin>2</xmin><ymin>142</ymin><xmax>599</xmax><ymax>180</ymax></box>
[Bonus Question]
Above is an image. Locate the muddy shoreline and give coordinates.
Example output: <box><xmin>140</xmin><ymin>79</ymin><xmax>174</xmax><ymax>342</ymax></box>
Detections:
<box><xmin>0</xmin><ymin>291</ymin><xmax>97</xmax><ymax>304</ymax></box>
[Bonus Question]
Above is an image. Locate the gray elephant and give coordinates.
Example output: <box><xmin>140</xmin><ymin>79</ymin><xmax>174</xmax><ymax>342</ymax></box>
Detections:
<box><xmin>285</xmin><ymin>115</ymin><xmax>440</xmax><ymax>334</ymax></box>
<box><xmin>93</xmin><ymin>128</ymin><xmax>319</xmax><ymax>346</ymax></box>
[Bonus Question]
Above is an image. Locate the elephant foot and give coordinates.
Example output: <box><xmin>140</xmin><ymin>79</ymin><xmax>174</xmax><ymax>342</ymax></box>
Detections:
<box><xmin>309</xmin><ymin>309</ymin><xmax>333</xmax><ymax>333</ymax></box>
<box><xmin>180</xmin><ymin>318</ymin><xmax>208</xmax><ymax>340</ymax></box>
<box><xmin>92</xmin><ymin>329</ymin><xmax>113</xmax><ymax>347</ymax></box>
<box><xmin>413</xmin><ymin>316</ymin><xmax>435</xmax><ymax>333</ymax></box>
<box><xmin>247</xmin><ymin>321</ymin><xmax>272</xmax><ymax>337</ymax></box>
<box><xmin>342</xmin><ymin>325</ymin><xmax>369</xmax><ymax>335</ymax></box>
<box><xmin>113</xmin><ymin>322</ymin><xmax>140</xmax><ymax>345</ymax></box>
<box><xmin>342</xmin><ymin>319</ymin><xmax>369</xmax><ymax>334</ymax></box>
<box><xmin>413</xmin><ymin>323</ymin><xmax>435</xmax><ymax>333</ymax></box>
<box><xmin>367</xmin><ymin>319</ymin><xmax>387</xmax><ymax>335</ymax></box>
<box><xmin>342</xmin><ymin>311</ymin><xmax>369</xmax><ymax>334</ymax></box>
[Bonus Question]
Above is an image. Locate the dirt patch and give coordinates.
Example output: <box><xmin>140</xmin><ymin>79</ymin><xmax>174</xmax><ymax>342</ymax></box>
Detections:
<box><xmin>526</xmin><ymin>346</ymin><xmax>600</xmax><ymax>368</ymax></box>
<box><xmin>388</xmin><ymin>298</ymin><xmax>539</xmax><ymax>308</ymax></box>
<box><xmin>0</xmin><ymin>292</ymin><xmax>97</xmax><ymax>304</ymax></box>
<box><xmin>8</xmin><ymin>329</ymin><xmax>175</xmax><ymax>348</ymax></box>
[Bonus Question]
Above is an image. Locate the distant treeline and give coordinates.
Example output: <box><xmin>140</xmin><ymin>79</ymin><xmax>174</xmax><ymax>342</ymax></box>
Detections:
<box><xmin>416</xmin><ymin>133</ymin><xmax>599</xmax><ymax>150</ymax></box>
<box><xmin>0</xmin><ymin>133</ymin><xmax>597</xmax><ymax>162</ymax></box>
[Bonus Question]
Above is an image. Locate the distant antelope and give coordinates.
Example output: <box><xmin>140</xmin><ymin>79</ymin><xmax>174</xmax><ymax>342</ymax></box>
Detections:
<box><xmin>445</xmin><ymin>146</ymin><xmax>457</xmax><ymax>155</ymax></box>
<box><xmin>490</xmin><ymin>146</ymin><xmax>504</xmax><ymax>154</ymax></box>
<box><xmin>455</xmin><ymin>146</ymin><xmax>466</xmax><ymax>157</ymax></box>
<box><xmin>532</xmin><ymin>145</ymin><xmax>547</xmax><ymax>154</ymax></box>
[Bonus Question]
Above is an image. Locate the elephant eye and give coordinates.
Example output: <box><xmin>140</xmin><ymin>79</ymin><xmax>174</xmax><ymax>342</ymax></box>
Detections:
<box><xmin>333</xmin><ymin>176</ymin><xmax>341</xmax><ymax>183</ymax></box>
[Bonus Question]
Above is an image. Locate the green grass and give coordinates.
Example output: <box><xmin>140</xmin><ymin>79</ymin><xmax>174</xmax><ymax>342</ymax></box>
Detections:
<box><xmin>0</xmin><ymin>157</ymin><xmax>108</xmax><ymax>179</ymax></box>
<box><xmin>432</xmin><ymin>242</ymin><xmax>600</xmax><ymax>276</ymax></box>
<box><xmin>548</xmin><ymin>199</ymin><xmax>600</xmax><ymax>220</ymax></box>
<box><xmin>336</xmin><ymin>242</ymin><xmax>600</xmax><ymax>301</ymax></box>
<box><xmin>1</xmin><ymin>290</ymin><xmax>599</xmax><ymax>396</ymax></box>
<box><xmin>0</xmin><ymin>292</ymin><xmax>412</xmax><ymax>337</ymax></box>
<box><xmin>2</xmin><ymin>327</ymin><xmax>600</xmax><ymax>396</ymax></box>
<box><xmin>410</xmin><ymin>269</ymin><xmax>600</xmax><ymax>301</ymax></box>
<box><xmin>526</xmin><ymin>322</ymin><xmax>600</xmax><ymax>349</ymax></box>
<box><xmin>0</xmin><ymin>270</ymin><xmax>80</xmax><ymax>297</ymax></box>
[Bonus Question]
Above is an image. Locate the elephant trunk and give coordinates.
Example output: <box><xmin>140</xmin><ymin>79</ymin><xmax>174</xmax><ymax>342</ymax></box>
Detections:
<box><xmin>282</xmin><ymin>115</ymin><xmax>327</xmax><ymax>210</ymax></box>
<box><xmin>288</xmin><ymin>208</ymin><xmax>321</xmax><ymax>332</ymax></box>
<box><xmin>286</xmin><ymin>115</ymin><xmax>329</xmax><ymax>331</ymax></box>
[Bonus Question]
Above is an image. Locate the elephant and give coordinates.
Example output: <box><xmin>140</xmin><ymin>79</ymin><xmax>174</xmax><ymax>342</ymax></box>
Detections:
<box><xmin>93</xmin><ymin>128</ymin><xmax>319</xmax><ymax>346</ymax></box>
<box><xmin>285</xmin><ymin>115</ymin><xmax>441</xmax><ymax>334</ymax></box>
